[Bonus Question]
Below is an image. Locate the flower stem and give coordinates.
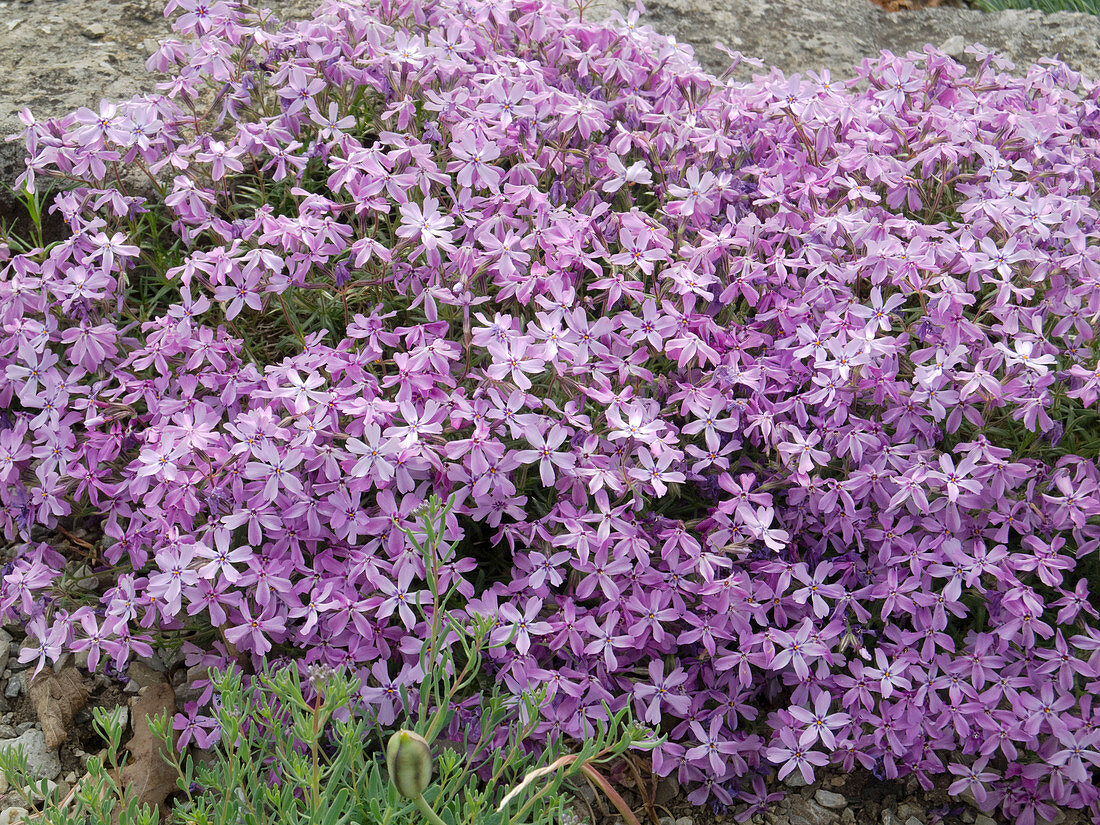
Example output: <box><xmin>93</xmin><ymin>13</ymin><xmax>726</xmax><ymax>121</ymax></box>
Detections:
<box><xmin>415</xmin><ymin>793</ymin><xmax>449</xmax><ymax>825</ymax></box>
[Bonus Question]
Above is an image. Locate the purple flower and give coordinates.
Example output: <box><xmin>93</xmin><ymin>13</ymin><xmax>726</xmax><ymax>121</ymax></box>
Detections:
<box><xmin>766</xmin><ymin>728</ymin><xmax>829</xmax><ymax>785</ymax></box>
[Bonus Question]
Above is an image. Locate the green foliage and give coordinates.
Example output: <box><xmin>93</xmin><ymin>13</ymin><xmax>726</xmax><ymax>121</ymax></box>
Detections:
<box><xmin>975</xmin><ymin>0</ymin><xmax>1100</xmax><ymax>14</ymax></box>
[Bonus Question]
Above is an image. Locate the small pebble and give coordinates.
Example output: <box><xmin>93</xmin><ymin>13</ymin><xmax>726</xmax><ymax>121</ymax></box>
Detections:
<box><xmin>4</xmin><ymin>675</ymin><xmax>23</xmax><ymax>699</ymax></box>
<box><xmin>783</xmin><ymin>770</ymin><xmax>808</xmax><ymax>788</ymax></box>
<box><xmin>25</xmin><ymin>778</ymin><xmax>58</xmax><ymax>803</ymax></box>
<box><xmin>974</xmin><ymin>817</ymin><xmax>995</xmax><ymax>825</ymax></box>
<box><xmin>815</xmin><ymin>790</ymin><xmax>846</xmax><ymax>810</ymax></box>
<box><xmin>675</xmin><ymin>818</ymin><xmax>693</xmax><ymax>825</ymax></box>
<box><xmin>0</xmin><ymin>807</ymin><xmax>29</xmax><ymax>825</ymax></box>
<box><xmin>905</xmin><ymin>818</ymin><xmax>923</xmax><ymax>825</ymax></box>
<box><xmin>73</xmin><ymin>564</ymin><xmax>100</xmax><ymax>591</ymax></box>
<box><xmin>14</xmin><ymin>722</ymin><xmax>35</xmax><ymax>735</ymax></box>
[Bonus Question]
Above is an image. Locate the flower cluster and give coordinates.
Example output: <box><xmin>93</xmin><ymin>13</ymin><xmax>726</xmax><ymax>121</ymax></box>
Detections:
<box><xmin>3</xmin><ymin>0</ymin><xmax>1100</xmax><ymax>822</ymax></box>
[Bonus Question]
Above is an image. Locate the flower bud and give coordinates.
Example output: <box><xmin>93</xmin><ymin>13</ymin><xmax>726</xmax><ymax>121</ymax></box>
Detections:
<box><xmin>386</xmin><ymin>729</ymin><xmax>432</xmax><ymax>800</ymax></box>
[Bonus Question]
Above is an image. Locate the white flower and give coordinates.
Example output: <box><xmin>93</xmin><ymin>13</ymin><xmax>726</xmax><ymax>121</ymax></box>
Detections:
<box><xmin>995</xmin><ymin>338</ymin><xmax>1056</xmax><ymax>375</ymax></box>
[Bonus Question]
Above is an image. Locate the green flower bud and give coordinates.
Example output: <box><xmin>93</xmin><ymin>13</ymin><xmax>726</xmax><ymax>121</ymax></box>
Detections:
<box><xmin>386</xmin><ymin>729</ymin><xmax>433</xmax><ymax>800</ymax></box>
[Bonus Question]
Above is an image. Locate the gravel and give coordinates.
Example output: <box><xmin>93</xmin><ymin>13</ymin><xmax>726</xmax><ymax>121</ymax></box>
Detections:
<box><xmin>814</xmin><ymin>791</ymin><xmax>847</xmax><ymax>810</ymax></box>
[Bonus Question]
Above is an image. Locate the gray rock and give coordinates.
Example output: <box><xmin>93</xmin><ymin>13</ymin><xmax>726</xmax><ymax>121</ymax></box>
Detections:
<box><xmin>814</xmin><ymin>790</ymin><xmax>846</xmax><ymax>810</ymax></box>
<box><xmin>72</xmin><ymin>564</ymin><xmax>100</xmax><ymax>592</ymax></box>
<box><xmin>3</xmin><ymin>675</ymin><xmax>21</xmax><ymax>700</ymax></box>
<box><xmin>674</xmin><ymin>818</ymin><xmax>693</xmax><ymax>825</ymax></box>
<box><xmin>0</xmin><ymin>631</ymin><xmax>11</xmax><ymax>674</ymax></box>
<box><xmin>0</xmin><ymin>730</ymin><xmax>61</xmax><ymax>781</ymax></box>
<box><xmin>123</xmin><ymin>661</ymin><xmax>165</xmax><ymax>693</ymax></box>
<box><xmin>905</xmin><ymin>818</ymin><xmax>924</xmax><ymax>825</ymax></box>
<box><xmin>897</xmin><ymin>805</ymin><xmax>922</xmax><ymax>822</ymax></box>
<box><xmin>0</xmin><ymin>727</ymin><xmax>13</xmax><ymax>740</ymax></box>
<box><xmin>789</xmin><ymin>800</ymin><xmax>839</xmax><ymax>825</ymax></box>
<box><xmin>13</xmin><ymin>722</ymin><xmax>35</xmax><ymax>736</ymax></box>
<box><xmin>783</xmin><ymin>770</ymin><xmax>808</xmax><ymax>788</ymax></box>
<box><xmin>974</xmin><ymin>817</ymin><xmax>996</xmax><ymax>825</ymax></box>
<box><xmin>136</xmin><ymin>653</ymin><xmax>166</xmax><ymax>673</ymax></box>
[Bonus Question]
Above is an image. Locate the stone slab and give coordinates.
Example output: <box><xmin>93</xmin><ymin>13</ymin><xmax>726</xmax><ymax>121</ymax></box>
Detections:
<box><xmin>595</xmin><ymin>0</ymin><xmax>1100</xmax><ymax>80</ymax></box>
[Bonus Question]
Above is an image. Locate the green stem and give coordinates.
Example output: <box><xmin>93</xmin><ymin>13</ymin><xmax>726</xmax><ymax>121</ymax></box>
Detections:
<box><xmin>415</xmin><ymin>793</ymin><xmax>449</xmax><ymax>825</ymax></box>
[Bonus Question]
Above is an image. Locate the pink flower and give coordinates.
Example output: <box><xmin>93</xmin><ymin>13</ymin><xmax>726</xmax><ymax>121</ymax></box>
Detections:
<box><xmin>602</xmin><ymin>154</ymin><xmax>652</xmax><ymax>193</ymax></box>
<box><xmin>224</xmin><ymin>604</ymin><xmax>285</xmax><ymax>657</ymax></box>
<box><xmin>766</xmin><ymin>728</ymin><xmax>829</xmax><ymax>784</ymax></box>
<box><xmin>514</xmin><ymin>424</ymin><xmax>575</xmax><ymax>486</ymax></box>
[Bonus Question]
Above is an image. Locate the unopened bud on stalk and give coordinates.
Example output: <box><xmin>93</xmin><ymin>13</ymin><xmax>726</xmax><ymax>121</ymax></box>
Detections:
<box><xmin>386</xmin><ymin>729</ymin><xmax>433</xmax><ymax>800</ymax></box>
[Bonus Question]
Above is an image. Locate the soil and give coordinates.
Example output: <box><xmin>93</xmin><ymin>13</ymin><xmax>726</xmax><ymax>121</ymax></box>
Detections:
<box><xmin>4</xmin><ymin>669</ymin><xmax>128</xmax><ymax>781</ymax></box>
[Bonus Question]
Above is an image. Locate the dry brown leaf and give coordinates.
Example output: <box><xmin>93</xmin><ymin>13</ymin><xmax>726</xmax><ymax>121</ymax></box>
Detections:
<box><xmin>29</xmin><ymin>666</ymin><xmax>91</xmax><ymax>750</ymax></box>
<box><xmin>869</xmin><ymin>0</ymin><xmax>957</xmax><ymax>9</ymax></box>
<box><xmin>117</xmin><ymin>681</ymin><xmax>178</xmax><ymax>817</ymax></box>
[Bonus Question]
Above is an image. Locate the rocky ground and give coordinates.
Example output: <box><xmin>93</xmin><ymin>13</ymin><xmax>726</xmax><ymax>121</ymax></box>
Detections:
<box><xmin>2</xmin><ymin>0</ymin><xmax>1100</xmax><ymax>212</ymax></box>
